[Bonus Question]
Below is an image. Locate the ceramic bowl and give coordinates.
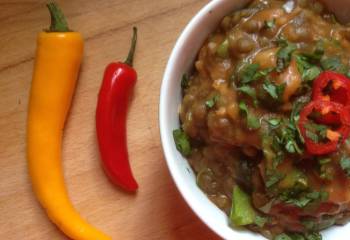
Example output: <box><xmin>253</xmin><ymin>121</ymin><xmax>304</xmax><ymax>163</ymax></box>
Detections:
<box><xmin>159</xmin><ymin>0</ymin><xmax>350</xmax><ymax>239</ymax></box>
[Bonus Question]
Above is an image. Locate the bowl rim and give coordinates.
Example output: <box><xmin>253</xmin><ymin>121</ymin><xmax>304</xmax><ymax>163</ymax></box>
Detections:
<box><xmin>159</xmin><ymin>1</ymin><xmax>248</xmax><ymax>239</ymax></box>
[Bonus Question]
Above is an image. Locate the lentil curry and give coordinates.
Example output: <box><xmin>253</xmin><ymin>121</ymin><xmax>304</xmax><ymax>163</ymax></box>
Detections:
<box><xmin>173</xmin><ymin>0</ymin><xmax>350</xmax><ymax>239</ymax></box>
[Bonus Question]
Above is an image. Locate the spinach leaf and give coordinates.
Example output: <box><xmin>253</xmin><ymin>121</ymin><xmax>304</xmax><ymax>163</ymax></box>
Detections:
<box><xmin>173</xmin><ymin>129</ymin><xmax>191</xmax><ymax>156</ymax></box>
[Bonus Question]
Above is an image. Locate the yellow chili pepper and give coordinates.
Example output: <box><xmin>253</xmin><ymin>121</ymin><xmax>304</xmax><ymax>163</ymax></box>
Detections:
<box><xmin>27</xmin><ymin>3</ymin><xmax>111</xmax><ymax>240</ymax></box>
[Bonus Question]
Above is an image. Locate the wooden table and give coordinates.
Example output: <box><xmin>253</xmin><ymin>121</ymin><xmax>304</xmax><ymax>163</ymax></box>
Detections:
<box><xmin>0</xmin><ymin>0</ymin><xmax>221</xmax><ymax>239</ymax></box>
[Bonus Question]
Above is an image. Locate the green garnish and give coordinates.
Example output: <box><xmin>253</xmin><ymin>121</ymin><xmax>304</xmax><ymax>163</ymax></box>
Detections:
<box><xmin>304</xmin><ymin>123</ymin><xmax>328</xmax><ymax>143</ymax></box>
<box><xmin>303</xmin><ymin>40</ymin><xmax>325</xmax><ymax>62</ymax></box>
<box><xmin>265</xmin><ymin>171</ymin><xmax>285</xmax><ymax>188</ymax></box>
<box><xmin>205</xmin><ymin>95</ymin><xmax>220</xmax><ymax>108</ymax></box>
<box><xmin>239</xmin><ymin>63</ymin><xmax>260</xmax><ymax>84</ymax></box>
<box><xmin>280</xmin><ymin>190</ymin><xmax>329</xmax><ymax>208</ymax></box>
<box><xmin>274</xmin><ymin>232</ymin><xmax>322</xmax><ymax>240</ymax></box>
<box><xmin>254</xmin><ymin>215</ymin><xmax>268</xmax><ymax>228</ymax></box>
<box><xmin>173</xmin><ymin>129</ymin><xmax>191</xmax><ymax>156</ymax></box>
<box><xmin>276</xmin><ymin>41</ymin><xmax>297</xmax><ymax>72</ymax></box>
<box><xmin>239</xmin><ymin>101</ymin><xmax>261</xmax><ymax>130</ymax></box>
<box><xmin>340</xmin><ymin>156</ymin><xmax>350</xmax><ymax>177</ymax></box>
<box><xmin>321</xmin><ymin>56</ymin><xmax>349</xmax><ymax>74</ymax></box>
<box><xmin>265</xmin><ymin>19</ymin><xmax>276</xmax><ymax>29</ymax></box>
<box><xmin>216</xmin><ymin>39</ymin><xmax>229</xmax><ymax>58</ymax></box>
<box><xmin>263</xmin><ymin>81</ymin><xmax>285</xmax><ymax>101</ymax></box>
<box><xmin>267</xmin><ymin>118</ymin><xmax>282</xmax><ymax>128</ymax></box>
<box><xmin>237</xmin><ymin>85</ymin><xmax>258</xmax><ymax>106</ymax></box>
<box><xmin>230</xmin><ymin>185</ymin><xmax>256</xmax><ymax>226</ymax></box>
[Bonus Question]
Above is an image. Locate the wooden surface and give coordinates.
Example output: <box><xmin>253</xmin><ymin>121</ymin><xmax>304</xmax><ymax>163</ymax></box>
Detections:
<box><xmin>0</xmin><ymin>0</ymin><xmax>222</xmax><ymax>239</ymax></box>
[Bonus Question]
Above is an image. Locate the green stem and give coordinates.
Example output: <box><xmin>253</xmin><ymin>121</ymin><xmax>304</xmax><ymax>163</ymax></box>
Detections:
<box><xmin>46</xmin><ymin>2</ymin><xmax>70</xmax><ymax>32</ymax></box>
<box><xmin>124</xmin><ymin>27</ymin><xmax>138</xmax><ymax>66</ymax></box>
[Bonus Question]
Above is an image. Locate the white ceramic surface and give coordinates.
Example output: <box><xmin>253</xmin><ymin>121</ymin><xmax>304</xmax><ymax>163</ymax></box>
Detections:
<box><xmin>159</xmin><ymin>0</ymin><xmax>350</xmax><ymax>239</ymax></box>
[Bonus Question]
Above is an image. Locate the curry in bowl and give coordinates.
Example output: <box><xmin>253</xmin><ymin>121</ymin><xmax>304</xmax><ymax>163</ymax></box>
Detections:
<box><xmin>173</xmin><ymin>0</ymin><xmax>350</xmax><ymax>239</ymax></box>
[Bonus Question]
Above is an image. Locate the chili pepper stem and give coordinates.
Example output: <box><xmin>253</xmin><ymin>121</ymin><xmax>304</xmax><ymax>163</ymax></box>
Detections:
<box><xmin>47</xmin><ymin>2</ymin><xmax>70</xmax><ymax>32</ymax></box>
<box><xmin>124</xmin><ymin>27</ymin><xmax>138</xmax><ymax>66</ymax></box>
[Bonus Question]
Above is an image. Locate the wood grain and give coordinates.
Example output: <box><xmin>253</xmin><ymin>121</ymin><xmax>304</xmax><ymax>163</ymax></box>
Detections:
<box><xmin>0</xmin><ymin>0</ymin><xmax>223</xmax><ymax>239</ymax></box>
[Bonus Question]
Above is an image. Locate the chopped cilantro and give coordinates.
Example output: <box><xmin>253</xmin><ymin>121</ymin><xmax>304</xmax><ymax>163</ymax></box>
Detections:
<box><xmin>295</xmin><ymin>55</ymin><xmax>321</xmax><ymax>82</ymax></box>
<box><xmin>305</xmin><ymin>232</ymin><xmax>322</xmax><ymax>240</ymax></box>
<box><xmin>239</xmin><ymin>101</ymin><xmax>261</xmax><ymax>130</ymax></box>
<box><xmin>265</xmin><ymin>171</ymin><xmax>285</xmax><ymax>188</ymax></box>
<box><xmin>216</xmin><ymin>39</ymin><xmax>229</xmax><ymax>58</ymax></box>
<box><xmin>276</xmin><ymin>41</ymin><xmax>297</xmax><ymax>72</ymax></box>
<box><xmin>240</xmin><ymin>63</ymin><xmax>260</xmax><ymax>84</ymax></box>
<box><xmin>303</xmin><ymin>66</ymin><xmax>322</xmax><ymax>81</ymax></box>
<box><xmin>280</xmin><ymin>190</ymin><xmax>329</xmax><ymax>208</ymax></box>
<box><xmin>274</xmin><ymin>232</ymin><xmax>322</xmax><ymax>240</ymax></box>
<box><xmin>268</xmin><ymin>118</ymin><xmax>282</xmax><ymax>128</ymax></box>
<box><xmin>254</xmin><ymin>67</ymin><xmax>275</xmax><ymax>80</ymax></box>
<box><xmin>340</xmin><ymin>156</ymin><xmax>350</xmax><ymax>177</ymax></box>
<box><xmin>303</xmin><ymin>40</ymin><xmax>325</xmax><ymax>62</ymax></box>
<box><xmin>205</xmin><ymin>95</ymin><xmax>219</xmax><ymax>108</ymax></box>
<box><xmin>237</xmin><ymin>85</ymin><xmax>258</xmax><ymax>106</ymax></box>
<box><xmin>254</xmin><ymin>215</ymin><xmax>268</xmax><ymax>228</ymax></box>
<box><xmin>265</xmin><ymin>19</ymin><xmax>276</xmax><ymax>29</ymax></box>
<box><xmin>318</xmin><ymin>158</ymin><xmax>334</xmax><ymax>180</ymax></box>
<box><xmin>263</xmin><ymin>81</ymin><xmax>286</xmax><ymax>101</ymax></box>
<box><xmin>181</xmin><ymin>74</ymin><xmax>190</xmax><ymax>89</ymax></box>
<box><xmin>304</xmin><ymin>123</ymin><xmax>328</xmax><ymax>143</ymax></box>
<box><xmin>173</xmin><ymin>129</ymin><xmax>191</xmax><ymax>156</ymax></box>
<box><xmin>321</xmin><ymin>56</ymin><xmax>348</xmax><ymax>74</ymax></box>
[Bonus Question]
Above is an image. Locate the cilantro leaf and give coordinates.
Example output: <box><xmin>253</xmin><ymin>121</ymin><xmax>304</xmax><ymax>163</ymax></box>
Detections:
<box><xmin>321</xmin><ymin>56</ymin><xmax>349</xmax><ymax>74</ymax></box>
<box><xmin>173</xmin><ymin>129</ymin><xmax>191</xmax><ymax>156</ymax></box>
<box><xmin>239</xmin><ymin>101</ymin><xmax>261</xmax><ymax>130</ymax></box>
<box><xmin>265</xmin><ymin>171</ymin><xmax>285</xmax><ymax>188</ymax></box>
<box><xmin>276</xmin><ymin>41</ymin><xmax>297</xmax><ymax>72</ymax></box>
<box><xmin>303</xmin><ymin>40</ymin><xmax>325</xmax><ymax>62</ymax></box>
<box><xmin>304</xmin><ymin>123</ymin><xmax>328</xmax><ymax>143</ymax></box>
<box><xmin>263</xmin><ymin>81</ymin><xmax>285</xmax><ymax>101</ymax></box>
<box><xmin>216</xmin><ymin>39</ymin><xmax>229</xmax><ymax>58</ymax></box>
<box><xmin>237</xmin><ymin>85</ymin><xmax>258</xmax><ymax>105</ymax></box>
<box><xmin>303</xmin><ymin>66</ymin><xmax>321</xmax><ymax>81</ymax></box>
<box><xmin>240</xmin><ymin>63</ymin><xmax>260</xmax><ymax>84</ymax></box>
<box><xmin>254</xmin><ymin>215</ymin><xmax>268</xmax><ymax>227</ymax></box>
<box><xmin>265</xmin><ymin>19</ymin><xmax>276</xmax><ymax>29</ymax></box>
<box><xmin>205</xmin><ymin>95</ymin><xmax>220</xmax><ymax>108</ymax></box>
<box><xmin>340</xmin><ymin>156</ymin><xmax>350</xmax><ymax>177</ymax></box>
<box><xmin>295</xmin><ymin>55</ymin><xmax>321</xmax><ymax>82</ymax></box>
<box><xmin>268</xmin><ymin>118</ymin><xmax>282</xmax><ymax>128</ymax></box>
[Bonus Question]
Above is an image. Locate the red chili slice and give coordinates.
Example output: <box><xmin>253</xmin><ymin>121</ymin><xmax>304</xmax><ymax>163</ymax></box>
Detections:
<box><xmin>312</xmin><ymin>71</ymin><xmax>350</xmax><ymax>105</ymax></box>
<box><xmin>298</xmin><ymin>100</ymin><xmax>350</xmax><ymax>155</ymax></box>
<box><xmin>312</xmin><ymin>71</ymin><xmax>350</xmax><ymax>124</ymax></box>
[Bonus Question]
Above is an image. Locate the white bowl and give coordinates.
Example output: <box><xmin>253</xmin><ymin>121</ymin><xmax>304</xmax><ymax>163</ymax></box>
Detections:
<box><xmin>159</xmin><ymin>0</ymin><xmax>350</xmax><ymax>239</ymax></box>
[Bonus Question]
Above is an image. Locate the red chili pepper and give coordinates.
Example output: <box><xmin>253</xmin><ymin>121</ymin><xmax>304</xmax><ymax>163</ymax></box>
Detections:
<box><xmin>312</xmin><ymin>71</ymin><xmax>350</xmax><ymax>124</ymax></box>
<box><xmin>298</xmin><ymin>100</ymin><xmax>350</xmax><ymax>155</ymax></box>
<box><xmin>96</xmin><ymin>27</ymin><xmax>138</xmax><ymax>192</ymax></box>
